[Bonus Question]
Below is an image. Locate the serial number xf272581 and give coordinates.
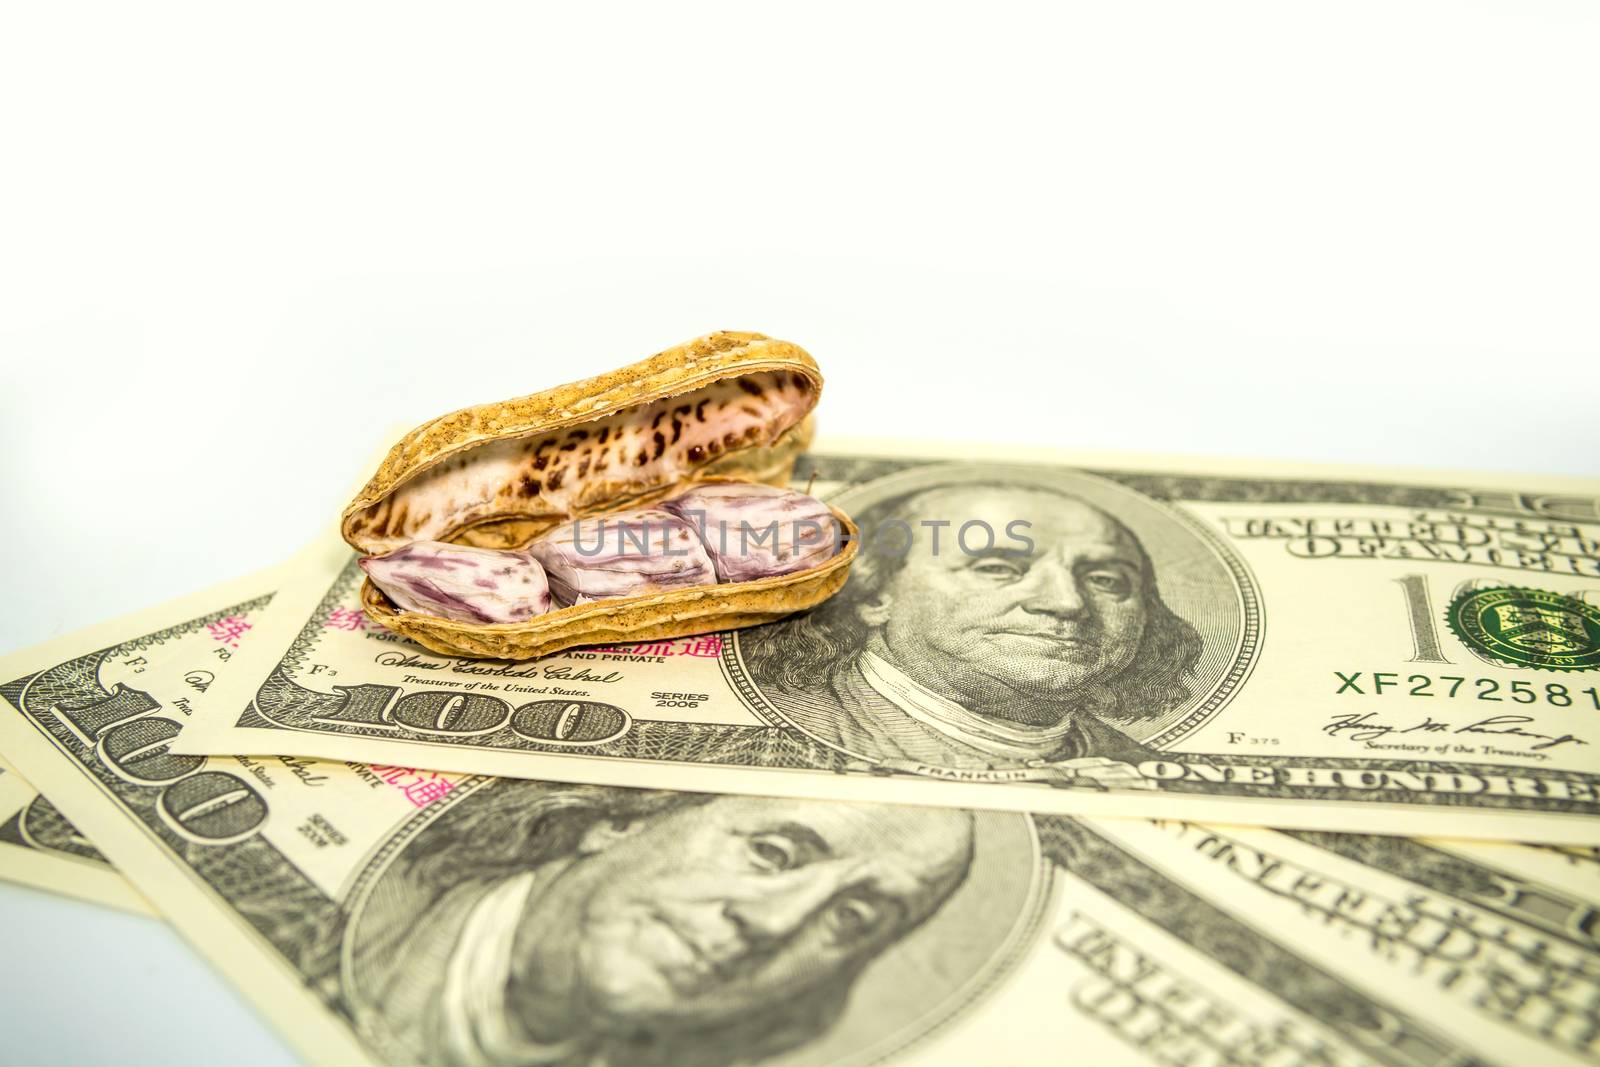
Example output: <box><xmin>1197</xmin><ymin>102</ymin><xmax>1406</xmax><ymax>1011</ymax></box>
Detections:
<box><xmin>1335</xmin><ymin>670</ymin><xmax>1600</xmax><ymax>710</ymax></box>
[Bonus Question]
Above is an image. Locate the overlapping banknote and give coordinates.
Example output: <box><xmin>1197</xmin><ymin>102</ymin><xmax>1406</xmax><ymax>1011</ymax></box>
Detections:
<box><xmin>170</xmin><ymin>441</ymin><xmax>1600</xmax><ymax>842</ymax></box>
<box><xmin>3</xmin><ymin>441</ymin><xmax>1599</xmax><ymax>1067</ymax></box>
<box><xmin>0</xmin><ymin>753</ymin><xmax>149</xmax><ymax>914</ymax></box>
<box><xmin>2</xmin><ymin>567</ymin><xmax>1599</xmax><ymax>1067</ymax></box>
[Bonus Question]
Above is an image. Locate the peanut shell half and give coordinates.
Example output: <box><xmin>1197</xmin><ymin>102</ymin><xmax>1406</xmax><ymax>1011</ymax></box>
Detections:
<box><xmin>341</xmin><ymin>331</ymin><xmax>855</xmax><ymax>660</ymax></box>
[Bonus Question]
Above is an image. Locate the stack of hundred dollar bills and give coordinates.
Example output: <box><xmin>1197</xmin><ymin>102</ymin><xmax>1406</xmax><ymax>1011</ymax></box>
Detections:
<box><xmin>4</xmin><ymin>440</ymin><xmax>1598</xmax><ymax>1067</ymax></box>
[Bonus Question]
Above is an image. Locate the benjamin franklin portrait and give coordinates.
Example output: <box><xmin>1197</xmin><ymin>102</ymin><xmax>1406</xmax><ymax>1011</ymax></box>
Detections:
<box><xmin>739</xmin><ymin>462</ymin><xmax>1249</xmax><ymax>768</ymax></box>
<box><xmin>344</xmin><ymin>779</ymin><xmax>988</xmax><ymax>1067</ymax></box>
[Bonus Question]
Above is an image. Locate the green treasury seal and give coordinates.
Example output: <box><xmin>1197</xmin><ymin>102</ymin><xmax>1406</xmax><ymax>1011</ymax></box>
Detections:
<box><xmin>1446</xmin><ymin>586</ymin><xmax>1600</xmax><ymax>672</ymax></box>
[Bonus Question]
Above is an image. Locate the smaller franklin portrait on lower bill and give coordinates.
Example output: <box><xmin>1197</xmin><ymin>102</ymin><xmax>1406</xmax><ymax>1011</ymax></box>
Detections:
<box><xmin>343</xmin><ymin>778</ymin><xmax>1044</xmax><ymax>1067</ymax></box>
<box><xmin>735</xmin><ymin>462</ymin><xmax>1253</xmax><ymax>768</ymax></box>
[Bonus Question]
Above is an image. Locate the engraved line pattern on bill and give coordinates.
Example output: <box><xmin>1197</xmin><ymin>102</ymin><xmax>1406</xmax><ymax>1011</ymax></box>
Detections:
<box><xmin>173</xmin><ymin>450</ymin><xmax>1600</xmax><ymax>840</ymax></box>
<box><xmin>1144</xmin><ymin>821</ymin><xmax>1600</xmax><ymax>1056</ymax></box>
<box><xmin>2</xmin><ymin>596</ymin><xmax>1547</xmax><ymax>1067</ymax></box>
<box><xmin>0</xmin><ymin>752</ymin><xmax>150</xmax><ymax>912</ymax></box>
<box><xmin>236</xmin><ymin>554</ymin><xmax>1600</xmax><ymax>812</ymax></box>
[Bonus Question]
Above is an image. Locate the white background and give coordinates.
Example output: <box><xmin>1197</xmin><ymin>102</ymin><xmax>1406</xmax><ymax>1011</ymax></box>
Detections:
<box><xmin>2</xmin><ymin>3</ymin><xmax>1597</xmax><ymax>1064</ymax></box>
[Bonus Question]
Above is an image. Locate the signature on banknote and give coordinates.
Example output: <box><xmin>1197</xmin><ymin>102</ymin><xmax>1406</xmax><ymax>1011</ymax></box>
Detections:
<box><xmin>1323</xmin><ymin>711</ymin><xmax>1587</xmax><ymax>753</ymax></box>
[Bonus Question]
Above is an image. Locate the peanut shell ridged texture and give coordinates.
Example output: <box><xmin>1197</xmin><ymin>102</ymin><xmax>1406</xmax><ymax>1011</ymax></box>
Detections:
<box><xmin>662</xmin><ymin>483</ymin><xmax>839</xmax><ymax>583</ymax></box>
<box><xmin>359</xmin><ymin>541</ymin><xmax>552</xmax><ymax>624</ymax></box>
<box><xmin>359</xmin><ymin>508</ymin><xmax>859</xmax><ymax>660</ymax></box>
<box><xmin>342</xmin><ymin>332</ymin><xmax>820</xmax><ymax>554</ymax></box>
<box><xmin>530</xmin><ymin>507</ymin><xmax>716</xmax><ymax>606</ymax></box>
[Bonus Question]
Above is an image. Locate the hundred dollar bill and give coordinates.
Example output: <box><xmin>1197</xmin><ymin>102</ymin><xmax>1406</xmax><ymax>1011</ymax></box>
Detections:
<box><xmin>0</xmin><ymin>557</ymin><xmax>297</xmax><ymax>913</ymax></box>
<box><xmin>1094</xmin><ymin>819</ymin><xmax>1600</xmax><ymax>1060</ymax></box>
<box><xmin>4</xmin><ymin>586</ymin><xmax>1596</xmax><ymax>1066</ymax></box>
<box><xmin>0</xmin><ymin>752</ymin><xmax>150</xmax><ymax>914</ymax></box>
<box><xmin>174</xmin><ymin>441</ymin><xmax>1600</xmax><ymax>842</ymax></box>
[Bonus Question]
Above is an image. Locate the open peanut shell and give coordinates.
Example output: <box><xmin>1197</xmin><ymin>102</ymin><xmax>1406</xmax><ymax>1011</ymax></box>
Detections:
<box><xmin>341</xmin><ymin>331</ymin><xmax>858</xmax><ymax>659</ymax></box>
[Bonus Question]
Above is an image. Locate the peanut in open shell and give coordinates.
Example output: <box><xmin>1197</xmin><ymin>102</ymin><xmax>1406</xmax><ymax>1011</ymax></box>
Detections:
<box><xmin>342</xmin><ymin>331</ymin><xmax>858</xmax><ymax>660</ymax></box>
